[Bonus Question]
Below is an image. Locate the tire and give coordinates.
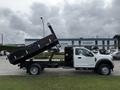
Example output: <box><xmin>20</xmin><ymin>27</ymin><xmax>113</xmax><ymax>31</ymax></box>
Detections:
<box><xmin>41</xmin><ymin>67</ymin><xmax>44</xmax><ymax>72</ymax></box>
<box><xmin>75</xmin><ymin>68</ymin><xmax>80</xmax><ymax>70</ymax></box>
<box><xmin>94</xmin><ymin>68</ymin><xmax>97</xmax><ymax>73</ymax></box>
<box><xmin>27</xmin><ymin>63</ymin><xmax>41</xmax><ymax>75</ymax></box>
<box><xmin>97</xmin><ymin>64</ymin><xmax>111</xmax><ymax>75</ymax></box>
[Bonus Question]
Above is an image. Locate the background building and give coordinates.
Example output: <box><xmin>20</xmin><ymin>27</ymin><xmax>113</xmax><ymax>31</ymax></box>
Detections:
<box><xmin>25</xmin><ymin>38</ymin><xmax>117</xmax><ymax>52</ymax></box>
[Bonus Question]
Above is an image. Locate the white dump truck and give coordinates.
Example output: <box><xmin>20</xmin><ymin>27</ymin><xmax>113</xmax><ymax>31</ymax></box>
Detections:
<box><xmin>7</xmin><ymin>23</ymin><xmax>114</xmax><ymax>75</ymax></box>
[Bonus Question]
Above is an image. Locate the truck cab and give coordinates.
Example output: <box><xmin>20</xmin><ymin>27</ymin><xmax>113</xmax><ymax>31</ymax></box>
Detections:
<box><xmin>65</xmin><ymin>47</ymin><xmax>114</xmax><ymax>75</ymax></box>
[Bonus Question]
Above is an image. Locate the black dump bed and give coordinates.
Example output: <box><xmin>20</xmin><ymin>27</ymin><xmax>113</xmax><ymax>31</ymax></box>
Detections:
<box><xmin>7</xmin><ymin>23</ymin><xmax>60</xmax><ymax>65</ymax></box>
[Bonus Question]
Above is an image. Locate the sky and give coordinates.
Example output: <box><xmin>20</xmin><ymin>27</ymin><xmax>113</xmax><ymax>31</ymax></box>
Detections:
<box><xmin>0</xmin><ymin>0</ymin><xmax>120</xmax><ymax>44</ymax></box>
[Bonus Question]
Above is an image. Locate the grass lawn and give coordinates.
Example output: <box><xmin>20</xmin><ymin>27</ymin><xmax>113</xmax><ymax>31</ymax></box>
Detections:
<box><xmin>0</xmin><ymin>75</ymin><xmax>120</xmax><ymax>90</ymax></box>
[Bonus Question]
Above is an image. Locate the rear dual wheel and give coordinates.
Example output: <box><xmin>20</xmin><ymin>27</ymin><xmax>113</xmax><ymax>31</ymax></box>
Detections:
<box><xmin>27</xmin><ymin>63</ymin><xmax>43</xmax><ymax>75</ymax></box>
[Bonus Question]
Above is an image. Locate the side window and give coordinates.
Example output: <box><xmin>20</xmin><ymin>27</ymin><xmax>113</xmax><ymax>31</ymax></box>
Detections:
<box><xmin>81</xmin><ymin>49</ymin><xmax>94</xmax><ymax>57</ymax></box>
<box><xmin>75</xmin><ymin>48</ymin><xmax>81</xmax><ymax>55</ymax></box>
<box><xmin>75</xmin><ymin>48</ymin><xmax>94</xmax><ymax>57</ymax></box>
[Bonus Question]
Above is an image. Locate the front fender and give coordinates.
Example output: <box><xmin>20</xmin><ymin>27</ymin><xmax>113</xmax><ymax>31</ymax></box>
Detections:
<box><xmin>95</xmin><ymin>59</ymin><xmax>114</xmax><ymax>69</ymax></box>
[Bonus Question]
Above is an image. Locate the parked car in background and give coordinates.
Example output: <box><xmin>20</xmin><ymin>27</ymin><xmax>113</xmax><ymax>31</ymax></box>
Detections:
<box><xmin>112</xmin><ymin>51</ymin><xmax>120</xmax><ymax>60</ymax></box>
<box><xmin>92</xmin><ymin>49</ymin><xmax>110</xmax><ymax>55</ymax></box>
<box><xmin>0</xmin><ymin>50</ymin><xmax>10</xmax><ymax>56</ymax></box>
<box><xmin>99</xmin><ymin>49</ymin><xmax>111</xmax><ymax>55</ymax></box>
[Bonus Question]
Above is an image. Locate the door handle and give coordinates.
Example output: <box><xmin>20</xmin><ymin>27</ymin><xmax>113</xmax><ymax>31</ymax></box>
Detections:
<box><xmin>78</xmin><ymin>57</ymin><xmax>81</xmax><ymax>59</ymax></box>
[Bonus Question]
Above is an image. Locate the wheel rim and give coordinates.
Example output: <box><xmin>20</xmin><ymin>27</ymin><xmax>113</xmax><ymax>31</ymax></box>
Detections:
<box><xmin>101</xmin><ymin>67</ymin><xmax>109</xmax><ymax>75</ymax></box>
<box><xmin>30</xmin><ymin>66</ymin><xmax>39</xmax><ymax>75</ymax></box>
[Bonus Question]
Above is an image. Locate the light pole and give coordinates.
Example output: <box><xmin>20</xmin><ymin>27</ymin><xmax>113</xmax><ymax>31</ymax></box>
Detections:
<box><xmin>1</xmin><ymin>33</ymin><xmax>3</xmax><ymax>45</ymax></box>
<box><xmin>40</xmin><ymin>17</ymin><xmax>45</xmax><ymax>57</ymax></box>
<box><xmin>40</xmin><ymin>17</ymin><xmax>45</xmax><ymax>37</ymax></box>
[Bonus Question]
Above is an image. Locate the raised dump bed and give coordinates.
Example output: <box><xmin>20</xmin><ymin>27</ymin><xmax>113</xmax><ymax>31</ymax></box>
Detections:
<box><xmin>7</xmin><ymin>23</ymin><xmax>60</xmax><ymax>65</ymax></box>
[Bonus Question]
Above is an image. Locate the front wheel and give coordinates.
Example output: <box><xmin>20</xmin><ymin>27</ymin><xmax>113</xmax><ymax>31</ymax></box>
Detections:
<box><xmin>97</xmin><ymin>64</ymin><xmax>111</xmax><ymax>75</ymax></box>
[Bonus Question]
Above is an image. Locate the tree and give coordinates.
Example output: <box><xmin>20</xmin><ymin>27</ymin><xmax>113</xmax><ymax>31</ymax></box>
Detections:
<box><xmin>114</xmin><ymin>35</ymin><xmax>120</xmax><ymax>50</ymax></box>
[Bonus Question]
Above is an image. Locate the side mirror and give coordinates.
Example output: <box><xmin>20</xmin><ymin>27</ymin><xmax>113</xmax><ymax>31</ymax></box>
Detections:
<box><xmin>87</xmin><ymin>52</ymin><xmax>94</xmax><ymax>57</ymax></box>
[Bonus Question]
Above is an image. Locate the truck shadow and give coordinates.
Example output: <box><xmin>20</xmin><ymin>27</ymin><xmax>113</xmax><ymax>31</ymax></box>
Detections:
<box><xmin>39</xmin><ymin>68</ymin><xmax>97</xmax><ymax>76</ymax></box>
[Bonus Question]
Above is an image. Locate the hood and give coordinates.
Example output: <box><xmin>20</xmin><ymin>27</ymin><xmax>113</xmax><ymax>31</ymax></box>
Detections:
<box><xmin>94</xmin><ymin>53</ymin><xmax>113</xmax><ymax>61</ymax></box>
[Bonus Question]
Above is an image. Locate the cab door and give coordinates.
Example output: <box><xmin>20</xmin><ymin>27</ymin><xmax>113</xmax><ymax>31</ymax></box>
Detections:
<box><xmin>74</xmin><ymin>48</ymin><xmax>96</xmax><ymax>68</ymax></box>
